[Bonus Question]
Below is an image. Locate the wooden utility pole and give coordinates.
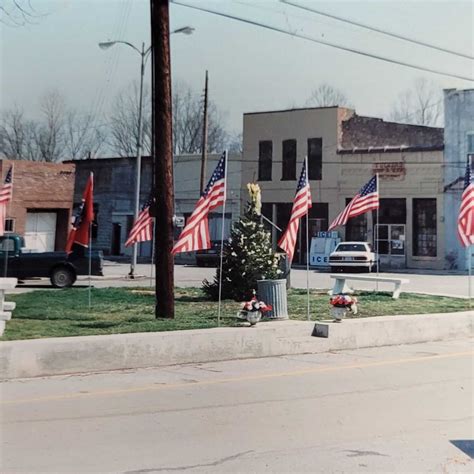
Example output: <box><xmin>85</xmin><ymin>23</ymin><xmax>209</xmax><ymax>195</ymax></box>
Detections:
<box><xmin>200</xmin><ymin>70</ymin><xmax>209</xmax><ymax>194</ymax></box>
<box><xmin>150</xmin><ymin>0</ymin><xmax>174</xmax><ymax>318</ymax></box>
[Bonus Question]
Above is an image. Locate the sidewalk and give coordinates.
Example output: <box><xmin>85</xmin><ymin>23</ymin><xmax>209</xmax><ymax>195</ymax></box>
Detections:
<box><xmin>1</xmin><ymin>310</ymin><xmax>472</xmax><ymax>380</ymax></box>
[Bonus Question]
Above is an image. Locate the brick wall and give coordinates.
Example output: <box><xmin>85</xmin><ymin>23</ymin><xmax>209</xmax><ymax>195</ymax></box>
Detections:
<box><xmin>0</xmin><ymin>160</ymin><xmax>75</xmax><ymax>250</ymax></box>
<box><xmin>341</xmin><ymin>115</ymin><xmax>444</xmax><ymax>149</ymax></box>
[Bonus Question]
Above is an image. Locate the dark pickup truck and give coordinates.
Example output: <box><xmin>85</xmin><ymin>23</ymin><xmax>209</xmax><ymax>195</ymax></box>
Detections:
<box><xmin>0</xmin><ymin>234</ymin><xmax>104</xmax><ymax>288</ymax></box>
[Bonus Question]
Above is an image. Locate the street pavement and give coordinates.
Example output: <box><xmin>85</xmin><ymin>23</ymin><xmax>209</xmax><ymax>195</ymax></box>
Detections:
<box><xmin>8</xmin><ymin>261</ymin><xmax>472</xmax><ymax>298</ymax></box>
<box><xmin>97</xmin><ymin>262</ymin><xmax>471</xmax><ymax>298</ymax></box>
<box><xmin>2</xmin><ymin>339</ymin><xmax>473</xmax><ymax>473</ymax></box>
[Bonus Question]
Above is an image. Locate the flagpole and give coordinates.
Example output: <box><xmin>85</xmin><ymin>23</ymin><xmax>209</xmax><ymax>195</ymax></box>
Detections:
<box><xmin>375</xmin><ymin>173</ymin><xmax>380</xmax><ymax>292</ymax></box>
<box><xmin>217</xmin><ymin>150</ymin><xmax>228</xmax><ymax>327</ymax></box>
<box><xmin>305</xmin><ymin>156</ymin><xmax>310</xmax><ymax>321</ymax></box>
<box><xmin>88</xmin><ymin>172</ymin><xmax>93</xmax><ymax>310</ymax></box>
<box><xmin>150</xmin><ymin>220</ymin><xmax>155</xmax><ymax>287</ymax></box>
<box><xmin>468</xmin><ymin>246</ymin><xmax>472</xmax><ymax>309</ymax></box>
<box><xmin>3</xmin><ymin>164</ymin><xmax>13</xmax><ymax>278</ymax></box>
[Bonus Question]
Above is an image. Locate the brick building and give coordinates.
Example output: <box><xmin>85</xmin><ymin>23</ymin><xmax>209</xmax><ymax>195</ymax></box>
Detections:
<box><xmin>0</xmin><ymin>160</ymin><xmax>75</xmax><ymax>251</ymax></box>
<box><xmin>242</xmin><ymin>106</ymin><xmax>445</xmax><ymax>270</ymax></box>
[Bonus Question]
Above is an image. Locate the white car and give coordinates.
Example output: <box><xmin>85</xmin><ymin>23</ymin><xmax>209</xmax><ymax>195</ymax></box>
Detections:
<box><xmin>329</xmin><ymin>241</ymin><xmax>377</xmax><ymax>273</ymax></box>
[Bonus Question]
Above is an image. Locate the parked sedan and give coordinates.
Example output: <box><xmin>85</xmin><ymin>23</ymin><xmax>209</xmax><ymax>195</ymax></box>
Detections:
<box><xmin>329</xmin><ymin>241</ymin><xmax>377</xmax><ymax>273</ymax></box>
<box><xmin>195</xmin><ymin>241</ymin><xmax>222</xmax><ymax>267</ymax></box>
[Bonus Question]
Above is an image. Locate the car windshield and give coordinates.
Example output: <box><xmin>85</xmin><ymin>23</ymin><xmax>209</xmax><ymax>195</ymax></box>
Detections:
<box><xmin>336</xmin><ymin>244</ymin><xmax>366</xmax><ymax>252</ymax></box>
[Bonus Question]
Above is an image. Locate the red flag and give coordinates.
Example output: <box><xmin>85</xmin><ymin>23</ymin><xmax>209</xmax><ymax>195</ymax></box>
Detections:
<box><xmin>66</xmin><ymin>173</ymin><xmax>94</xmax><ymax>253</ymax></box>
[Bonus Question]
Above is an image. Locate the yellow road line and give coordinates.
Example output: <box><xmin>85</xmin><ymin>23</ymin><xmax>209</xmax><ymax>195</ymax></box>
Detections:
<box><xmin>2</xmin><ymin>350</ymin><xmax>473</xmax><ymax>406</ymax></box>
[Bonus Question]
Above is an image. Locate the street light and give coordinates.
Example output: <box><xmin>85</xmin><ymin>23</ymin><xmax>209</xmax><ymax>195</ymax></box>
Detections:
<box><xmin>99</xmin><ymin>26</ymin><xmax>194</xmax><ymax>278</ymax></box>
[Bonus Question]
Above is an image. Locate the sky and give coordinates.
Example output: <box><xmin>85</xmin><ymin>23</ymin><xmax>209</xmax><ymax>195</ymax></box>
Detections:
<box><xmin>1</xmin><ymin>0</ymin><xmax>473</xmax><ymax>141</ymax></box>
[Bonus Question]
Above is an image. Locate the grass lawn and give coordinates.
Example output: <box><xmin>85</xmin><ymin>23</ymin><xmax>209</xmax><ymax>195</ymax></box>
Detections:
<box><xmin>1</xmin><ymin>287</ymin><xmax>470</xmax><ymax>341</ymax></box>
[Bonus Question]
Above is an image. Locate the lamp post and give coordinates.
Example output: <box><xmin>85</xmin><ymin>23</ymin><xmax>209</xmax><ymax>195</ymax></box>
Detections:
<box><xmin>98</xmin><ymin>26</ymin><xmax>194</xmax><ymax>278</ymax></box>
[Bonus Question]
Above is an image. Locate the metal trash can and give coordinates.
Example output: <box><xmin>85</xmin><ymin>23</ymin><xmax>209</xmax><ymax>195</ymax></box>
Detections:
<box><xmin>257</xmin><ymin>279</ymin><xmax>288</xmax><ymax>320</ymax></box>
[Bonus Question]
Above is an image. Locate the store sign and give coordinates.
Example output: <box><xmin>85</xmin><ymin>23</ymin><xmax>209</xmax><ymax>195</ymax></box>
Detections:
<box><xmin>372</xmin><ymin>162</ymin><xmax>406</xmax><ymax>180</ymax></box>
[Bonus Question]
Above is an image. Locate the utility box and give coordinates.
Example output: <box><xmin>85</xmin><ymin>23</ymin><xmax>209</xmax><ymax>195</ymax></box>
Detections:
<box><xmin>310</xmin><ymin>231</ymin><xmax>341</xmax><ymax>267</ymax></box>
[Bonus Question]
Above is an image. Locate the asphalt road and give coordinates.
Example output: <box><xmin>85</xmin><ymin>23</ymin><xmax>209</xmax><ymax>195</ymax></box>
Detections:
<box><xmin>2</xmin><ymin>339</ymin><xmax>473</xmax><ymax>473</ymax></box>
<box><xmin>9</xmin><ymin>261</ymin><xmax>473</xmax><ymax>298</ymax></box>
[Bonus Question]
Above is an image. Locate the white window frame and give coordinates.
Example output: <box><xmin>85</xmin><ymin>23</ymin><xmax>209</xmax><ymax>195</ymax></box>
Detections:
<box><xmin>467</xmin><ymin>132</ymin><xmax>474</xmax><ymax>154</ymax></box>
<box><xmin>4</xmin><ymin>218</ymin><xmax>15</xmax><ymax>233</ymax></box>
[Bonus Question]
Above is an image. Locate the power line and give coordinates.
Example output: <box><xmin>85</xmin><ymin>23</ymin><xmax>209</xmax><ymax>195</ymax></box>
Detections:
<box><xmin>171</xmin><ymin>1</ymin><xmax>474</xmax><ymax>82</ymax></box>
<box><xmin>281</xmin><ymin>0</ymin><xmax>474</xmax><ymax>61</ymax></box>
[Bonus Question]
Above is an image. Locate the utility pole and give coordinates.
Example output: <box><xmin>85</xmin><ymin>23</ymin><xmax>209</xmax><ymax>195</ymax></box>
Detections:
<box><xmin>200</xmin><ymin>70</ymin><xmax>209</xmax><ymax>194</ymax></box>
<box><xmin>150</xmin><ymin>0</ymin><xmax>174</xmax><ymax>318</ymax></box>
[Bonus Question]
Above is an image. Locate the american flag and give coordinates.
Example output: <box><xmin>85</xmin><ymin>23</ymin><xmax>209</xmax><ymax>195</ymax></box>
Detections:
<box><xmin>125</xmin><ymin>196</ymin><xmax>154</xmax><ymax>247</ymax></box>
<box><xmin>457</xmin><ymin>158</ymin><xmax>474</xmax><ymax>247</ymax></box>
<box><xmin>278</xmin><ymin>159</ymin><xmax>312</xmax><ymax>263</ymax></box>
<box><xmin>172</xmin><ymin>152</ymin><xmax>226</xmax><ymax>254</ymax></box>
<box><xmin>0</xmin><ymin>166</ymin><xmax>13</xmax><ymax>236</ymax></box>
<box><xmin>328</xmin><ymin>175</ymin><xmax>379</xmax><ymax>230</ymax></box>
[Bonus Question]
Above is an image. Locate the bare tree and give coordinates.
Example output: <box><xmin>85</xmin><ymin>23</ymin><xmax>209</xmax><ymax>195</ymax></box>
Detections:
<box><xmin>109</xmin><ymin>81</ymin><xmax>152</xmax><ymax>158</ymax></box>
<box><xmin>64</xmin><ymin>110</ymin><xmax>106</xmax><ymax>160</ymax></box>
<box><xmin>227</xmin><ymin>132</ymin><xmax>243</xmax><ymax>154</ymax></box>
<box><xmin>0</xmin><ymin>0</ymin><xmax>45</xmax><ymax>27</ymax></box>
<box><xmin>109</xmin><ymin>80</ymin><xmax>229</xmax><ymax>157</ymax></box>
<box><xmin>389</xmin><ymin>78</ymin><xmax>442</xmax><ymax>126</ymax></box>
<box><xmin>172</xmin><ymin>81</ymin><xmax>228</xmax><ymax>155</ymax></box>
<box><xmin>0</xmin><ymin>105</ymin><xmax>40</xmax><ymax>160</ymax></box>
<box><xmin>306</xmin><ymin>83</ymin><xmax>353</xmax><ymax>107</ymax></box>
<box><xmin>1</xmin><ymin>90</ymin><xmax>106</xmax><ymax>161</ymax></box>
<box><xmin>34</xmin><ymin>90</ymin><xmax>66</xmax><ymax>162</ymax></box>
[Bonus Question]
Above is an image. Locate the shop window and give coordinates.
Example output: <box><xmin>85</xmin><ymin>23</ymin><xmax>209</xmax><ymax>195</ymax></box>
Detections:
<box><xmin>377</xmin><ymin>198</ymin><xmax>406</xmax><ymax>224</ymax></box>
<box><xmin>281</xmin><ymin>139</ymin><xmax>296</xmax><ymax>180</ymax></box>
<box><xmin>307</xmin><ymin>138</ymin><xmax>322</xmax><ymax>180</ymax></box>
<box><xmin>413</xmin><ymin>198</ymin><xmax>437</xmax><ymax>257</ymax></box>
<box><xmin>467</xmin><ymin>133</ymin><xmax>474</xmax><ymax>154</ymax></box>
<box><xmin>345</xmin><ymin>198</ymin><xmax>367</xmax><ymax>241</ymax></box>
<box><xmin>261</xmin><ymin>202</ymin><xmax>274</xmax><ymax>234</ymax></box>
<box><xmin>4</xmin><ymin>218</ymin><xmax>14</xmax><ymax>233</ymax></box>
<box><xmin>258</xmin><ymin>140</ymin><xmax>272</xmax><ymax>181</ymax></box>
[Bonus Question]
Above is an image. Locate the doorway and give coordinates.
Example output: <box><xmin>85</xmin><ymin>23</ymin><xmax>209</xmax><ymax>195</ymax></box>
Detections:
<box><xmin>25</xmin><ymin>212</ymin><xmax>57</xmax><ymax>251</ymax></box>
<box><xmin>375</xmin><ymin>224</ymin><xmax>406</xmax><ymax>269</ymax></box>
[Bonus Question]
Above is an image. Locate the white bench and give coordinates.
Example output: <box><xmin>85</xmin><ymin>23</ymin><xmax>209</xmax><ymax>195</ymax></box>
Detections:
<box><xmin>0</xmin><ymin>278</ymin><xmax>18</xmax><ymax>336</ymax></box>
<box><xmin>329</xmin><ymin>274</ymin><xmax>410</xmax><ymax>299</ymax></box>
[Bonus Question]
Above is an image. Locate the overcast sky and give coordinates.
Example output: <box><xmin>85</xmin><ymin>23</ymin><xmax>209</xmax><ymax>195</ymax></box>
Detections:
<box><xmin>1</xmin><ymin>0</ymin><xmax>473</xmax><ymax>138</ymax></box>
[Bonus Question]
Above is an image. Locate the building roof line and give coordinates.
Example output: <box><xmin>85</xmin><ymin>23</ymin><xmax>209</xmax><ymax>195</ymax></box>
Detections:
<box><xmin>338</xmin><ymin>145</ymin><xmax>444</xmax><ymax>154</ymax></box>
<box><xmin>244</xmin><ymin>105</ymin><xmax>350</xmax><ymax>116</ymax></box>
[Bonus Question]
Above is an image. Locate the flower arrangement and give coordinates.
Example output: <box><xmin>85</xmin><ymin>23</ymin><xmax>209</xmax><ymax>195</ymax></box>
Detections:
<box><xmin>241</xmin><ymin>296</ymin><xmax>273</xmax><ymax>314</ymax></box>
<box><xmin>329</xmin><ymin>294</ymin><xmax>358</xmax><ymax>310</ymax></box>
<box><xmin>329</xmin><ymin>294</ymin><xmax>358</xmax><ymax>322</ymax></box>
<box><xmin>237</xmin><ymin>293</ymin><xmax>273</xmax><ymax>325</ymax></box>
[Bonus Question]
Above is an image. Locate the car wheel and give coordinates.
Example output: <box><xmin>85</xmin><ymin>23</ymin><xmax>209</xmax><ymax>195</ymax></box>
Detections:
<box><xmin>50</xmin><ymin>266</ymin><xmax>76</xmax><ymax>288</ymax></box>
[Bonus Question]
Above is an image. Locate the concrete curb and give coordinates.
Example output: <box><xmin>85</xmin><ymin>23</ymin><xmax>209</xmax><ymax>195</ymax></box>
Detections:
<box><xmin>0</xmin><ymin>311</ymin><xmax>472</xmax><ymax>380</ymax></box>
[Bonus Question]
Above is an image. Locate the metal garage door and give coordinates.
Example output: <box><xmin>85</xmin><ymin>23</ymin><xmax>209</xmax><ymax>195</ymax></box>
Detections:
<box><xmin>25</xmin><ymin>212</ymin><xmax>57</xmax><ymax>252</ymax></box>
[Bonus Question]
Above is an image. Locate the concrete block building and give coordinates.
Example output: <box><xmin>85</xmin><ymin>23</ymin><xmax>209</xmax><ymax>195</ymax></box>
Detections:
<box><xmin>0</xmin><ymin>160</ymin><xmax>75</xmax><ymax>251</ymax></box>
<box><xmin>443</xmin><ymin>88</ymin><xmax>474</xmax><ymax>271</ymax></box>
<box><xmin>71</xmin><ymin>153</ymin><xmax>241</xmax><ymax>260</ymax></box>
<box><xmin>241</xmin><ymin>106</ymin><xmax>445</xmax><ymax>270</ymax></box>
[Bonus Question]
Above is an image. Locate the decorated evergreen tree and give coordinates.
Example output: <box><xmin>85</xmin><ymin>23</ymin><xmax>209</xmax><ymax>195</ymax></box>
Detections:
<box><xmin>203</xmin><ymin>184</ymin><xmax>282</xmax><ymax>301</ymax></box>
